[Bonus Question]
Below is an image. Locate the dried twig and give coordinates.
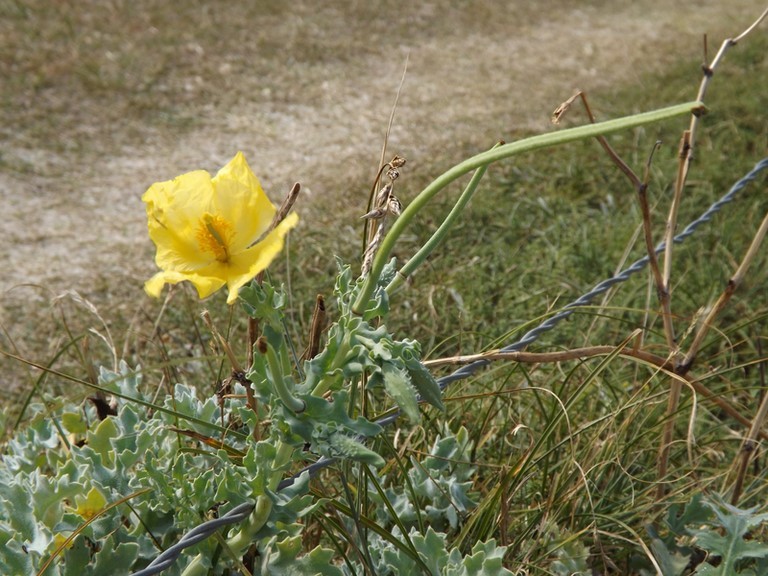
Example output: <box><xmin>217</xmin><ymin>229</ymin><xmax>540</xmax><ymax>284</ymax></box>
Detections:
<box><xmin>730</xmin><ymin>335</ymin><xmax>768</xmax><ymax>505</ymax></box>
<box><xmin>662</xmin><ymin>5</ymin><xmax>768</xmax><ymax>344</ymax></box>
<box><xmin>553</xmin><ymin>90</ymin><xmax>642</xmax><ymax>191</ymax></box>
<box><xmin>302</xmin><ymin>294</ymin><xmax>327</xmax><ymax>361</ymax></box>
<box><xmin>247</xmin><ymin>182</ymin><xmax>302</xmax><ymax>369</ymax></box>
<box><xmin>635</xmin><ymin>141</ymin><xmax>668</xmax><ymax>324</ymax></box>
<box><xmin>554</xmin><ymin>93</ymin><xmax>673</xmax><ymax>358</ymax></box>
<box><xmin>656</xmin><ymin>131</ymin><xmax>690</xmax><ymax>493</ymax></box>
<box><xmin>681</xmin><ymin>210</ymin><xmax>768</xmax><ymax>371</ymax></box>
<box><xmin>656</xmin><ymin>8</ymin><xmax>768</xmax><ymax>495</ymax></box>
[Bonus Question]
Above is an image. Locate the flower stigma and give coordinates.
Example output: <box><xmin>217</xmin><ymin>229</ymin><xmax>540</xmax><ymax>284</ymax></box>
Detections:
<box><xmin>197</xmin><ymin>214</ymin><xmax>233</xmax><ymax>263</ymax></box>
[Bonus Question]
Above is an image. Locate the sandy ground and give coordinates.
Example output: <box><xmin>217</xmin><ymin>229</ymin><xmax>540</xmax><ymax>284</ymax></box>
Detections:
<box><xmin>1</xmin><ymin>0</ymin><xmax>765</xmax><ymax>388</ymax></box>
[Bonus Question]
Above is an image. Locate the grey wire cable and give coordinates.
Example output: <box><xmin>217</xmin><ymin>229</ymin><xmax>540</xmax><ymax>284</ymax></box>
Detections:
<box><xmin>438</xmin><ymin>157</ymin><xmax>768</xmax><ymax>388</ymax></box>
<box><xmin>130</xmin><ymin>501</ymin><xmax>255</xmax><ymax>576</ymax></box>
<box><xmin>129</xmin><ymin>157</ymin><xmax>767</xmax><ymax>576</ymax></box>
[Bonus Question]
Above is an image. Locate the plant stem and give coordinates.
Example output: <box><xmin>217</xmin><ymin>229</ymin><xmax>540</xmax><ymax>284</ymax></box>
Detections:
<box><xmin>311</xmin><ymin>333</ymin><xmax>352</xmax><ymax>397</ymax></box>
<box><xmin>386</xmin><ymin>142</ymin><xmax>501</xmax><ymax>294</ymax></box>
<box><xmin>352</xmin><ymin>101</ymin><xmax>704</xmax><ymax>315</ymax></box>
<box><xmin>223</xmin><ymin>496</ymin><xmax>273</xmax><ymax>565</ymax></box>
<box><xmin>269</xmin><ymin>440</ymin><xmax>296</xmax><ymax>492</ymax></box>
<box><xmin>261</xmin><ymin>337</ymin><xmax>305</xmax><ymax>413</ymax></box>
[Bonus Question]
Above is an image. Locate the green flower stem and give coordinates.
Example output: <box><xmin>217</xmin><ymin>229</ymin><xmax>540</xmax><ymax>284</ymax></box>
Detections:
<box><xmin>264</xmin><ymin>340</ymin><xmax>306</xmax><ymax>413</ymax></box>
<box><xmin>224</xmin><ymin>495</ymin><xmax>274</xmax><ymax>559</ymax></box>
<box><xmin>180</xmin><ymin>496</ymin><xmax>273</xmax><ymax>576</ymax></box>
<box><xmin>352</xmin><ymin>101</ymin><xmax>705</xmax><ymax>314</ymax></box>
<box><xmin>182</xmin><ymin>440</ymin><xmax>293</xmax><ymax>575</ymax></box>
<box><xmin>311</xmin><ymin>333</ymin><xmax>352</xmax><ymax>397</ymax></box>
<box><xmin>386</xmin><ymin>141</ymin><xmax>502</xmax><ymax>294</ymax></box>
<box><xmin>268</xmin><ymin>440</ymin><xmax>295</xmax><ymax>492</ymax></box>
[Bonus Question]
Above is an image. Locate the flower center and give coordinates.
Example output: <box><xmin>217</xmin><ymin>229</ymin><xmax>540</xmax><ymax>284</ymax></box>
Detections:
<box><xmin>196</xmin><ymin>214</ymin><xmax>233</xmax><ymax>263</ymax></box>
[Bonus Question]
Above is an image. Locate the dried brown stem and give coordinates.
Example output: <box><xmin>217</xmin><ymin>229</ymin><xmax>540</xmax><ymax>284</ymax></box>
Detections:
<box><xmin>656</xmin><ymin>131</ymin><xmax>689</xmax><ymax>495</ymax></box>
<box><xmin>247</xmin><ymin>182</ymin><xmax>302</xmax><ymax>369</ymax></box>
<box><xmin>657</xmin><ymin>129</ymin><xmax>689</xmax><ymax>361</ymax></box>
<box><xmin>555</xmin><ymin>93</ymin><xmax>673</xmax><ymax>359</ymax></box>
<box><xmin>552</xmin><ymin>90</ymin><xmax>642</xmax><ymax>190</ymax></box>
<box><xmin>302</xmin><ymin>294</ymin><xmax>327</xmax><ymax>361</ymax></box>
<box><xmin>555</xmin><ymin>93</ymin><xmax>670</xmax><ymax>355</ymax></box>
<box><xmin>730</xmin><ymin>335</ymin><xmax>768</xmax><ymax>505</ymax></box>
<box><xmin>655</xmin><ymin>9</ymin><xmax>767</xmax><ymax>496</ymax></box>
<box><xmin>638</xmin><ymin>141</ymin><xmax>666</xmax><ymax>303</ymax></box>
<box><xmin>680</xmin><ymin>210</ymin><xmax>768</xmax><ymax>371</ymax></box>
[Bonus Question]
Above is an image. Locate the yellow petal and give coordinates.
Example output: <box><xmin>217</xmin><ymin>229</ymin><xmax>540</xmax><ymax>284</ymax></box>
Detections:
<box><xmin>143</xmin><ymin>152</ymin><xmax>293</xmax><ymax>304</ymax></box>
<box><xmin>212</xmin><ymin>152</ymin><xmax>276</xmax><ymax>253</ymax></box>
<box><xmin>144</xmin><ymin>170</ymin><xmax>220</xmax><ymax>270</ymax></box>
<box><xmin>224</xmin><ymin>212</ymin><xmax>299</xmax><ymax>304</ymax></box>
<box><xmin>145</xmin><ymin>269</ymin><xmax>225</xmax><ymax>300</ymax></box>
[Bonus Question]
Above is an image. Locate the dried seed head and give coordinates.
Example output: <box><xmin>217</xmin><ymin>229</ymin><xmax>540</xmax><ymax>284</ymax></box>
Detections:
<box><xmin>360</xmin><ymin>207</ymin><xmax>387</xmax><ymax>220</ymax></box>
<box><xmin>375</xmin><ymin>182</ymin><xmax>393</xmax><ymax>206</ymax></box>
<box><xmin>551</xmin><ymin>90</ymin><xmax>582</xmax><ymax>124</ymax></box>
<box><xmin>388</xmin><ymin>195</ymin><xmax>402</xmax><ymax>216</ymax></box>
<box><xmin>390</xmin><ymin>155</ymin><xmax>406</xmax><ymax>169</ymax></box>
<box><xmin>386</xmin><ymin>167</ymin><xmax>400</xmax><ymax>181</ymax></box>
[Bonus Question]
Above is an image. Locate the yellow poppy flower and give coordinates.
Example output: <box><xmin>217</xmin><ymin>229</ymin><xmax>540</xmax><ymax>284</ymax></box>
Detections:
<box><xmin>143</xmin><ymin>152</ymin><xmax>298</xmax><ymax>304</ymax></box>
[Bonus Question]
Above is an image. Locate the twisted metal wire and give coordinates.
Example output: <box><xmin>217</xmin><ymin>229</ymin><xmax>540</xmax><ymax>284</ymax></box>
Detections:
<box><xmin>130</xmin><ymin>501</ymin><xmax>255</xmax><ymax>576</ymax></box>
<box><xmin>129</xmin><ymin>157</ymin><xmax>767</xmax><ymax>576</ymax></box>
<box><xmin>437</xmin><ymin>156</ymin><xmax>768</xmax><ymax>388</ymax></box>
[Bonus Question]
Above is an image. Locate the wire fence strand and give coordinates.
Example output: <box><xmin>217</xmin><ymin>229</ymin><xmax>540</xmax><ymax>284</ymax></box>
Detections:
<box><xmin>129</xmin><ymin>157</ymin><xmax>768</xmax><ymax>576</ymax></box>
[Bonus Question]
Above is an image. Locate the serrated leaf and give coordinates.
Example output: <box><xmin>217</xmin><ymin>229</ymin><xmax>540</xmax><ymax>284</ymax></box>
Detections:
<box><xmin>403</xmin><ymin>353</ymin><xmax>444</xmax><ymax>412</ymax></box>
<box><xmin>687</xmin><ymin>496</ymin><xmax>768</xmax><ymax>575</ymax></box>
<box><xmin>98</xmin><ymin>360</ymin><xmax>142</xmax><ymax>402</ymax></box>
<box><xmin>61</xmin><ymin>412</ymin><xmax>87</xmax><ymax>435</ymax></box>
<box><xmin>86</xmin><ymin>417</ymin><xmax>119</xmax><ymax>467</ymax></box>
<box><xmin>265</xmin><ymin>535</ymin><xmax>343</xmax><ymax>575</ymax></box>
<box><xmin>326</xmin><ymin>432</ymin><xmax>385</xmax><ymax>467</ymax></box>
<box><xmin>62</xmin><ymin>537</ymin><xmax>92</xmax><ymax>576</ymax></box>
<box><xmin>381</xmin><ymin>361</ymin><xmax>420</xmax><ymax>422</ymax></box>
<box><xmin>457</xmin><ymin>538</ymin><xmax>514</xmax><ymax>576</ymax></box>
<box><xmin>0</xmin><ymin>534</ymin><xmax>33</xmax><ymax>575</ymax></box>
<box><xmin>281</xmin><ymin>391</ymin><xmax>382</xmax><ymax>449</ymax></box>
<box><xmin>648</xmin><ymin>532</ymin><xmax>690</xmax><ymax>576</ymax></box>
<box><xmin>667</xmin><ymin>493</ymin><xmax>711</xmax><ymax>536</ymax></box>
<box><xmin>91</xmin><ymin>537</ymin><xmax>139</xmax><ymax>574</ymax></box>
<box><xmin>412</xmin><ymin>527</ymin><xmax>450</xmax><ymax>574</ymax></box>
<box><xmin>239</xmin><ymin>281</ymin><xmax>286</xmax><ymax>326</ymax></box>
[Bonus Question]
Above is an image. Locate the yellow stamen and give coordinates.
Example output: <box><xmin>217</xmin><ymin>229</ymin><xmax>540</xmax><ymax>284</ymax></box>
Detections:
<box><xmin>196</xmin><ymin>214</ymin><xmax>233</xmax><ymax>263</ymax></box>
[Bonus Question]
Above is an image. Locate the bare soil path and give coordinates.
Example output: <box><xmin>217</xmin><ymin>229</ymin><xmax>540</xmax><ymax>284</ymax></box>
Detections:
<box><xmin>0</xmin><ymin>0</ymin><xmax>764</xmax><ymax>388</ymax></box>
